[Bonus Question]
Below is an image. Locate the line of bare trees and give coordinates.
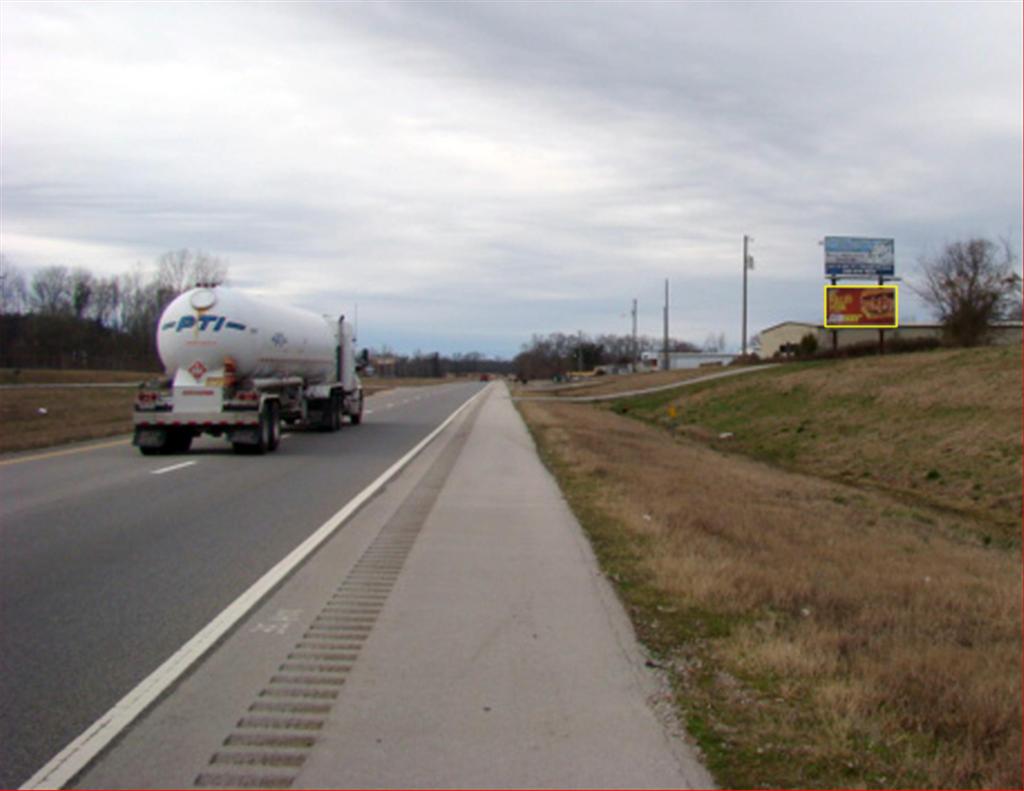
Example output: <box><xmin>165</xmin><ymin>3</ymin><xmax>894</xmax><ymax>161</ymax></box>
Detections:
<box><xmin>513</xmin><ymin>332</ymin><xmax>699</xmax><ymax>381</ymax></box>
<box><xmin>0</xmin><ymin>250</ymin><xmax>227</xmax><ymax>370</ymax></box>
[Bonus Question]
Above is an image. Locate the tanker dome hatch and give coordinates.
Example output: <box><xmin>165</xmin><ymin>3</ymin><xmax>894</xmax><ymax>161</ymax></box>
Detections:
<box><xmin>189</xmin><ymin>287</ymin><xmax>218</xmax><ymax>310</ymax></box>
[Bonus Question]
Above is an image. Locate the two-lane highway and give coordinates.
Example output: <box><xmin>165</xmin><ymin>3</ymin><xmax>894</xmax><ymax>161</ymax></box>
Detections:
<box><xmin>0</xmin><ymin>381</ymin><xmax>484</xmax><ymax>788</ymax></box>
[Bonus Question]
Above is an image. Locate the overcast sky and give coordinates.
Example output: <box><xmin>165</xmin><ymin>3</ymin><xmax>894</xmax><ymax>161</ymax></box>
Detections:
<box><xmin>2</xmin><ymin>1</ymin><xmax>1020</xmax><ymax>356</ymax></box>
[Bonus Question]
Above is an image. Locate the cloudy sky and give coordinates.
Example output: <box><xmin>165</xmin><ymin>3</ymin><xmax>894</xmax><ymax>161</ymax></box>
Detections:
<box><xmin>1</xmin><ymin>1</ymin><xmax>1020</xmax><ymax>356</ymax></box>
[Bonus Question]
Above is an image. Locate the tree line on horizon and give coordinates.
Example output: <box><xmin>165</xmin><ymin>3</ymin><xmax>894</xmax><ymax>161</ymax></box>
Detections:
<box><xmin>1</xmin><ymin>237</ymin><xmax>1018</xmax><ymax>375</ymax></box>
<box><xmin>0</xmin><ymin>250</ymin><xmax>228</xmax><ymax>370</ymax></box>
<box><xmin>512</xmin><ymin>331</ymin><xmax>704</xmax><ymax>381</ymax></box>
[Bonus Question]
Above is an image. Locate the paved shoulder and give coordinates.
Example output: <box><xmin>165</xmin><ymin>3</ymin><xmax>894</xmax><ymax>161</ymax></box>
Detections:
<box><xmin>298</xmin><ymin>383</ymin><xmax>712</xmax><ymax>788</ymax></box>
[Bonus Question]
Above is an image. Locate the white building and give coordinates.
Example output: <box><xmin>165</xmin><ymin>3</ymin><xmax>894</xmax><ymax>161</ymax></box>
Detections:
<box><xmin>639</xmin><ymin>351</ymin><xmax>737</xmax><ymax>370</ymax></box>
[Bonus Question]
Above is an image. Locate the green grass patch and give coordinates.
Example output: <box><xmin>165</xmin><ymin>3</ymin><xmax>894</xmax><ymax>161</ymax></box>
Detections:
<box><xmin>613</xmin><ymin>347</ymin><xmax>1021</xmax><ymax>544</ymax></box>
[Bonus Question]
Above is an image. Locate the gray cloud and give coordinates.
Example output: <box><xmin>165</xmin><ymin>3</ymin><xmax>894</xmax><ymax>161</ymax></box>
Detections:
<box><xmin>1</xmin><ymin>1</ymin><xmax>1019</xmax><ymax>356</ymax></box>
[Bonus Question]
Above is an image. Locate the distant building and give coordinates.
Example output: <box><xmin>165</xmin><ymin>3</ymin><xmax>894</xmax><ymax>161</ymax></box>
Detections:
<box><xmin>758</xmin><ymin>321</ymin><xmax>1022</xmax><ymax>358</ymax></box>
<box><xmin>639</xmin><ymin>351</ymin><xmax>736</xmax><ymax>370</ymax></box>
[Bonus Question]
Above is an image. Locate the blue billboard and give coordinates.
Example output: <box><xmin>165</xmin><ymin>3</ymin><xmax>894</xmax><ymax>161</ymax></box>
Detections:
<box><xmin>824</xmin><ymin>237</ymin><xmax>895</xmax><ymax>277</ymax></box>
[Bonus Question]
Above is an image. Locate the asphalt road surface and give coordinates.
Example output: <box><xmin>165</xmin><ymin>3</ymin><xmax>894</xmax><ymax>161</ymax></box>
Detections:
<box><xmin>69</xmin><ymin>382</ymin><xmax>710</xmax><ymax>789</ymax></box>
<box><xmin>0</xmin><ymin>381</ymin><xmax>484</xmax><ymax>788</ymax></box>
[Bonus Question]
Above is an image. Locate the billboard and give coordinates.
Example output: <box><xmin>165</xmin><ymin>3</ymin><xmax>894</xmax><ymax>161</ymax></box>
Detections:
<box><xmin>824</xmin><ymin>285</ymin><xmax>898</xmax><ymax>328</ymax></box>
<box><xmin>824</xmin><ymin>236</ymin><xmax>895</xmax><ymax>276</ymax></box>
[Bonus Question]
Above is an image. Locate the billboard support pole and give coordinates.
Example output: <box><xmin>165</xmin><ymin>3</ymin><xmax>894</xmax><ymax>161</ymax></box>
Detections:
<box><xmin>830</xmin><ymin>276</ymin><xmax>838</xmax><ymax>353</ymax></box>
<box><xmin>878</xmin><ymin>274</ymin><xmax>885</xmax><ymax>355</ymax></box>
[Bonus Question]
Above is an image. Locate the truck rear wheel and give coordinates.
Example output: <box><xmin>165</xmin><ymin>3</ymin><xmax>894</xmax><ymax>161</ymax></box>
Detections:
<box><xmin>349</xmin><ymin>391</ymin><xmax>364</xmax><ymax>425</ymax></box>
<box><xmin>137</xmin><ymin>428</ymin><xmax>169</xmax><ymax>455</ymax></box>
<box><xmin>333</xmin><ymin>394</ymin><xmax>344</xmax><ymax>431</ymax></box>
<box><xmin>318</xmin><ymin>394</ymin><xmax>342</xmax><ymax>432</ymax></box>
<box><xmin>252</xmin><ymin>404</ymin><xmax>273</xmax><ymax>455</ymax></box>
<box><xmin>232</xmin><ymin>403</ymin><xmax>278</xmax><ymax>454</ymax></box>
<box><xmin>267</xmin><ymin>402</ymin><xmax>281</xmax><ymax>451</ymax></box>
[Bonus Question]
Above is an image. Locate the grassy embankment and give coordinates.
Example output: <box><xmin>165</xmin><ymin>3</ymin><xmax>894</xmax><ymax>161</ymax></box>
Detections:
<box><xmin>0</xmin><ymin>369</ymin><xmax>154</xmax><ymax>453</ymax></box>
<box><xmin>0</xmin><ymin>369</ymin><xmax>459</xmax><ymax>453</ymax></box>
<box><xmin>517</xmin><ymin>345</ymin><xmax>1021</xmax><ymax>788</ymax></box>
<box><xmin>526</xmin><ymin>367</ymin><xmax>720</xmax><ymax>398</ymax></box>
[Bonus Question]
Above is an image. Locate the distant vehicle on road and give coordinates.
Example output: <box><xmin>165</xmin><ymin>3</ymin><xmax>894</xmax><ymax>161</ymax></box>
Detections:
<box><xmin>133</xmin><ymin>286</ymin><xmax>365</xmax><ymax>455</ymax></box>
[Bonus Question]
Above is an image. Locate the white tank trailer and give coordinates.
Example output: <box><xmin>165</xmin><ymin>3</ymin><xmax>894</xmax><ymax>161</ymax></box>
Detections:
<box><xmin>133</xmin><ymin>286</ymin><xmax>365</xmax><ymax>455</ymax></box>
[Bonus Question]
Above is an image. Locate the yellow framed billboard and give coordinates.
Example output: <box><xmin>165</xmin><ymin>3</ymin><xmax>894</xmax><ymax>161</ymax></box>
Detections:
<box><xmin>824</xmin><ymin>285</ymin><xmax>898</xmax><ymax>329</ymax></box>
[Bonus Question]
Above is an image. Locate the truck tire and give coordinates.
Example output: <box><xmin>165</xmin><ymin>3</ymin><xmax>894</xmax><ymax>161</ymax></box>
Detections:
<box><xmin>349</xmin><ymin>391</ymin><xmax>364</xmax><ymax>425</ymax></box>
<box><xmin>319</xmin><ymin>394</ymin><xmax>341</xmax><ymax>432</ymax></box>
<box><xmin>267</xmin><ymin>401</ymin><xmax>281</xmax><ymax>452</ymax></box>
<box><xmin>137</xmin><ymin>428</ymin><xmax>169</xmax><ymax>456</ymax></box>
<box><xmin>333</xmin><ymin>393</ymin><xmax>344</xmax><ymax>431</ymax></box>
<box><xmin>253</xmin><ymin>404</ymin><xmax>273</xmax><ymax>455</ymax></box>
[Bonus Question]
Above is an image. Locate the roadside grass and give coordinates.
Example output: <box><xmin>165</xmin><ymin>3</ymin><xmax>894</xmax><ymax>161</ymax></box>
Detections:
<box><xmin>517</xmin><ymin>398</ymin><xmax>1021</xmax><ymax>789</ymax></box>
<box><xmin>611</xmin><ymin>346</ymin><xmax>1021</xmax><ymax>545</ymax></box>
<box><xmin>0</xmin><ymin>387</ymin><xmax>137</xmax><ymax>453</ymax></box>
<box><xmin>520</xmin><ymin>367</ymin><xmax>724</xmax><ymax>398</ymax></box>
<box><xmin>0</xmin><ymin>368</ymin><xmax>156</xmax><ymax>384</ymax></box>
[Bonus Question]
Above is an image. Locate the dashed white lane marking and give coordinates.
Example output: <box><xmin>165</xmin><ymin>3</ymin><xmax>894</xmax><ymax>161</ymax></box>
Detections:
<box><xmin>19</xmin><ymin>384</ymin><xmax>492</xmax><ymax>791</ymax></box>
<box><xmin>150</xmin><ymin>461</ymin><xmax>197</xmax><ymax>475</ymax></box>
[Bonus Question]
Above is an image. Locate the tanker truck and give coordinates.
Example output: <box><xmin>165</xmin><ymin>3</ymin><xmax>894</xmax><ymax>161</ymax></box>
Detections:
<box><xmin>133</xmin><ymin>285</ymin><xmax>365</xmax><ymax>455</ymax></box>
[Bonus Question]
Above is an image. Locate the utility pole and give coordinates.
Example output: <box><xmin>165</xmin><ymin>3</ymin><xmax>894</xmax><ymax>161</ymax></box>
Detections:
<box><xmin>577</xmin><ymin>329</ymin><xmax>583</xmax><ymax>372</ymax></box>
<box><xmin>662</xmin><ymin>278</ymin><xmax>669</xmax><ymax>372</ymax></box>
<box><xmin>631</xmin><ymin>298</ymin><xmax>638</xmax><ymax>372</ymax></box>
<box><xmin>742</xmin><ymin>235</ymin><xmax>754</xmax><ymax>356</ymax></box>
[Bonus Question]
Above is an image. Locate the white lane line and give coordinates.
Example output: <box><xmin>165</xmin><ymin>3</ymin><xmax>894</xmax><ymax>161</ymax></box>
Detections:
<box><xmin>150</xmin><ymin>461</ymin><xmax>197</xmax><ymax>476</ymax></box>
<box><xmin>365</xmin><ymin>410</ymin><xmax>374</xmax><ymax>415</ymax></box>
<box><xmin>20</xmin><ymin>383</ymin><xmax>492</xmax><ymax>791</ymax></box>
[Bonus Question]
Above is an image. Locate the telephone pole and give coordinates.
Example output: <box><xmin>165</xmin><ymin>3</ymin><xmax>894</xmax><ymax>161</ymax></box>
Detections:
<box><xmin>742</xmin><ymin>235</ymin><xmax>754</xmax><ymax>356</ymax></box>
<box><xmin>662</xmin><ymin>278</ymin><xmax>669</xmax><ymax>372</ymax></box>
<box><xmin>629</xmin><ymin>298</ymin><xmax>638</xmax><ymax>372</ymax></box>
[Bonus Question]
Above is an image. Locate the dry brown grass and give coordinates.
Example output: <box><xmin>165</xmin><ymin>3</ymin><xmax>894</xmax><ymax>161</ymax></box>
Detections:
<box><xmin>0</xmin><ymin>368</ymin><xmax>156</xmax><ymax>384</ymax></box>
<box><xmin>624</xmin><ymin>346</ymin><xmax>1022</xmax><ymax>540</ymax></box>
<box><xmin>518</xmin><ymin>367</ymin><xmax>721</xmax><ymax>398</ymax></box>
<box><xmin>520</xmin><ymin>399</ymin><xmax>1021</xmax><ymax>788</ymax></box>
<box><xmin>0</xmin><ymin>387</ymin><xmax>136</xmax><ymax>453</ymax></box>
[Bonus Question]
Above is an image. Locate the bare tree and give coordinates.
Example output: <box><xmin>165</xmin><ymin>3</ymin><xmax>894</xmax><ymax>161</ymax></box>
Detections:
<box><xmin>30</xmin><ymin>266</ymin><xmax>73</xmax><ymax>315</ymax></box>
<box><xmin>89</xmin><ymin>276</ymin><xmax>121</xmax><ymax>327</ymax></box>
<box><xmin>702</xmin><ymin>331</ymin><xmax>726</xmax><ymax>352</ymax></box>
<box><xmin>0</xmin><ymin>255</ymin><xmax>28</xmax><ymax>315</ymax></box>
<box><xmin>70</xmin><ymin>268</ymin><xmax>95</xmax><ymax>319</ymax></box>
<box><xmin>156</xmin><ymin>249</ymin><xmax>229</xmax><ymax>294</ymax></box>
<box><xmin>916</xmin><ymin>238</ymin><xmax>1021</xmax><ymax>346</ymax></box>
